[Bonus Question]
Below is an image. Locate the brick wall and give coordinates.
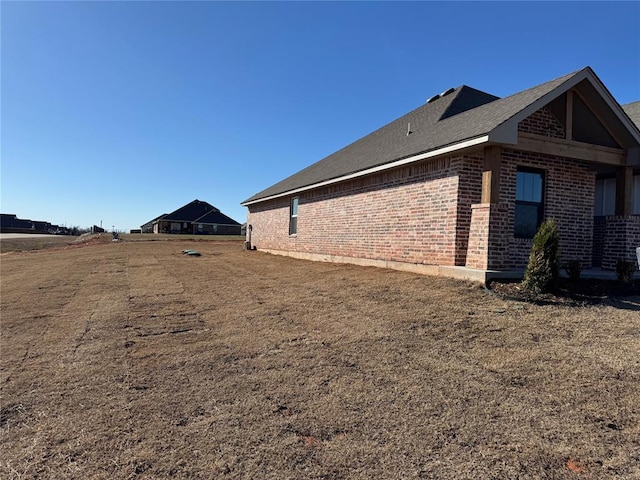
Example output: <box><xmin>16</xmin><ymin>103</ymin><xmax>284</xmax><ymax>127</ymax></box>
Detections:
<box><xmin>248</xmin><ymin>142</ymin><xmax>599</xmax><ymax>273</ymax></box>
<box><xmin>466</xmin><ymin>203</ymin><xmax>511</xmax><ymax>270</ymax></box>
<box><xmin>247</xmin><ymin>155</ymin><xmax>483</xmax><ymax>267</ymax></box>
<box><xmin>246</xmin><ymin>196</ymin><xmax>290</xmax><ymax>248</ymax></box>
<box><xmin>455</xmin><ymin>156</ymin><xmax>484</xmax><ymax>264</ymax></box>
<box><xmin>466</xmin><ymin>204</ymin><xmax>491</xmax><ymax>270</ymax></box>
<box><xmin>592</xmin><ymin>216</ymin><xmax>606</xmax><ymax>267</ymax></box>
<box><xmin>501</xmin><ymin>148</ymin><xmax>595</xmax><ymax>268</ymax></box>
<box><xmin>517</xmin><ymin>107</ymin><xmax>565</xmax><ymax>138</ymax></box>
<box><xmin>601</xmin><ymin>215</ymin><xmax>640</xmax><ymax>270</ymax></box>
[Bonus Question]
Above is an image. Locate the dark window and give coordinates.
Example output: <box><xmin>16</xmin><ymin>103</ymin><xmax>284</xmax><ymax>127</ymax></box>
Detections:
<box><xmin>289</xmin><ymin>197</ymin><xmax>298</xmax><ymax>235</ymax></box>
<box><xmin>515</xmin><ymin>169</ymin><xmax>544</xmax><ymax>238</ymax></box>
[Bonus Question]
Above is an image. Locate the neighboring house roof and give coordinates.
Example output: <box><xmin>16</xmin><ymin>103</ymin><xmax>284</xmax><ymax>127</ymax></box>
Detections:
<box><xmin>1</xmin><ymin>214</ymin><xmax>34</xmax><ymax>229</ymax></box>
<box><xmin>623</xmin><ymin>101</ymin><xmax>640</xmax><ymax>129</ymax></box>
<box><xmin>141</xmin><ymin>214</ymin><xmax>167</xmax><ymax>228</ymax></box>
<box><xmin>163</xmin><ymin>200</ymin><xmax>219</xmax><ymax>222</ymax></box>
<box><xmin>193</xmin><ymin>210</ymin><xmax>241</xmax><ymax>226</ymax></box>
<box><xmin>141</xmin><ymin>200</ymin><xmax>241</xmax><ymax>229</ymax></box>
<box><xmin>243</xmin><ymin>67</ymin><xmax>640</xmax><ymax>205</ymax></box>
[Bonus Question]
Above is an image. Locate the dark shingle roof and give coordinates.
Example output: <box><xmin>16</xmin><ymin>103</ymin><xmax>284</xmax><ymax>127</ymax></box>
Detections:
<box><xmin>1</xmin><ymin>214</ymin><xmax>33</xmax><ymax>229</ymax></box>
<box><xmin>623</xmin><ymin>101</ymin><xmax>640</xmax><ymax>129</ymax></box>
<box><xmin>141</xmin><ymin>214</ymin><xmax>167</xmax><ymax>228</ymax></box>
<box><xmin>243</xmin><ymin>69</ymin><xmax>581</xmax><ymax>204</ymax></box>
<box><xmin>163</xmin><ymin>200</ymin><xmax>219</xmax><ymax>222</ymax></box>
<box><xmin>194</xmin><ymin>210</ymin><xmax>241</xmax><ymax>226</ymax></box>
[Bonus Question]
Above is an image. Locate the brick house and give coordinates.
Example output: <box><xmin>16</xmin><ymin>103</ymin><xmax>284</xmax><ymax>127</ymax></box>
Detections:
<box><xmin>141</xmin><ymin>199</ymin><xmax>242</xmax><ymax>235</ymax></box>
<box><xmin>242</xmin><ymin>67</ymin><xmax>640</xmax><ymax>282</ymax></box>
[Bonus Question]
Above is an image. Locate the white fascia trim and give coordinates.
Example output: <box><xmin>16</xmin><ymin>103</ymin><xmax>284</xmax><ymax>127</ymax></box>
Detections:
<box><xmin>242</xmin><ymin>135</ymin><xmax>490</xmax><ymax>206</ymax></box>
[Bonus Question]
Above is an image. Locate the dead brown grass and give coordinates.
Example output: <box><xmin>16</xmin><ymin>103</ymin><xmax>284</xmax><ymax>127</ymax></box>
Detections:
<box><xmin>1</xmin><ymin>239</ymin><xmax>639</xmax><ymax>479</ymax></box>
<box><xmin>0</xmin><ymin>235</ymin><xmax>78</xmax><ymax>254</ymax></box>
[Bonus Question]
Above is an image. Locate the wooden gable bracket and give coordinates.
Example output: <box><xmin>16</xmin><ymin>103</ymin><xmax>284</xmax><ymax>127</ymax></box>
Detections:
<box><xmin>515</xmin><ymin>88</ymin><xmax>626</xmax><ymax>166</ymax></box>
<box><xmin>516</xmin><ymin>133</ymin><xmax>625</xmax><ymax>165</ymax></box>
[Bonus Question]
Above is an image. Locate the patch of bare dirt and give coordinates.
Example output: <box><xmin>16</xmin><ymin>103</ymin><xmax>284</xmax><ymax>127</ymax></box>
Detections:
<box><xmin>1</xmin><ymin>240</ymin><xmax>639</xmax><ymax>479</ymax></box>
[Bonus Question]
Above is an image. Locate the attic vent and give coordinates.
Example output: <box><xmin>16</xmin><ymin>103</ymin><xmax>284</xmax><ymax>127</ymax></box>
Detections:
<box><xmin>426</xmin><ymin>87</ymin><xmax>455</xmax><ymax>104</ymax></box>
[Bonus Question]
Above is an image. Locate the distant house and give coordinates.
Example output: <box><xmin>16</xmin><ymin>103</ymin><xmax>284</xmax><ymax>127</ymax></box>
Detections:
<box><xmin>0</xmin><ymin>213</ymin><xmax>64</xmax><ymax>234</ymax></box>
<box><xmin>141</xmin><ymin>214</ymin><xmax>167</xmax><ymax>234</ymax></box>
<box><xmin>1</xmin><ymin>214</ymin><xmax>32</xmax><ymax>233</ymax></box>
<box><xmin>242</xmin><ymin>67</ymin><xmax>640</xmax><ymax>282</ymax></box>
<box><xmin>141</xmin><ymin>200</ymin><xmax>242</xmax><ymax>235</ymax></box>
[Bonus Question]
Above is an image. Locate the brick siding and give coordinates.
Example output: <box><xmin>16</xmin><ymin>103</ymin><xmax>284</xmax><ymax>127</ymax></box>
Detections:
<box><xmin>248</xmin><ymin>155</ymin><xmax>482</xmax><ymax>267</ymax></box>
<box><xmin>247</xmin><ymin>109</ymin><xmax>618</xmax><ymax>275</ymax></box>
<box><xmin>501</xmin><ymin>148</ymin><xmax>595</xmax><ymax>268</ymax></box>
<box><xmin>601</xmin><ymin>216</ymin><xmax>640</xmax><ymax>270</ymax></box>
<box><xmin>592</xmin><ymin>216</ymin><xmax>606</xmax><ymax>267</ymax></box>
<box><xmin>466</xmin><ymin>203</ymin><xmax>510</xmax><ymax>270</ymax></box>
<box><xmin>517</xmin><ymin>107</ymin><xmax>565</xmax><ymax>138</ymax></box>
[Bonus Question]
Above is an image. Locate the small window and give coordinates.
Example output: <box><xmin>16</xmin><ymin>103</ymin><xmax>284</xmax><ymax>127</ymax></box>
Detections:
<box><xmin>515</xmin><ymin>169</ymin><xmax>544</xmax><ymax>238</ymax></box>
<box><xmin>289</xmin><ymin>197</ymin><xmax>299</xmax><ymax>235</ymax></box>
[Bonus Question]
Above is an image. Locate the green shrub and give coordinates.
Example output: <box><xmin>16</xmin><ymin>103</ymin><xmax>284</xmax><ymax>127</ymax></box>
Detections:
<box><xmin>615</xmin><ymin>259</ymin><xmax>636</xmax><ymax>284</ymax></box>
<box><xmin>522</xmin><ymin>219</ymin><xmax>560</xmax><ymax>294</ymax></box>
<box><xmin>564</xmin><ymin>260</ymin><xmax>582</xmax><ymax>282</ymax></box>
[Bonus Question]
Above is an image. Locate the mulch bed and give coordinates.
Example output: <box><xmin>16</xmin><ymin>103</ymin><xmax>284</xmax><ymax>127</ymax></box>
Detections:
<box><xmin>489</xmin><ymin>277</ymin><xmax>640</xmax><ymax>305</ymax></box>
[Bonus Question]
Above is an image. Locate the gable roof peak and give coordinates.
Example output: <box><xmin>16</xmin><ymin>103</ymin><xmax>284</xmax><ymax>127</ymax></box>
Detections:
<box><xmin>438</xmin><ymin>85</ymin><xmax>500</xmax><ymax>121</ymax></box>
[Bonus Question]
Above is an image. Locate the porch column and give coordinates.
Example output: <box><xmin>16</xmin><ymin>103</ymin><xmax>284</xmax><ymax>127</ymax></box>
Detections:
<box><xmin>615</xmin><ymin>166</ymin><xmax>633</xmax><ymax>215</ymax></box>
<box><xmin>601</xmin><ymin>215</ymin><xmax>640</xmax><ymax>270</ymax></box>
<box><xmin>466</xmin><ymin>146</ymin><xmax>509</xmax><ymax>270</ymax></box>
<box><xmin>466</xmin><ymin>204</ymin><xmax>510</xmax><ymax>270</ymax></box>
<box><xmin>481</xmin><ymin>146</ymin><xmax>501</xmax><ymax>203</ymax></box>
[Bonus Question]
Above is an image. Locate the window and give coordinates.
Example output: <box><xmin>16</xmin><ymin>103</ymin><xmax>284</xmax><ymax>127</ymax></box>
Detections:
<box><xmin>515</xmin><ymin>169</ymin><xmax>544</xmax><ymax>238</ymax></box>
<box><xmin>596</xmin><ymin>175</ymin><xmax>640</xmax><ymax>215</ymax></box>
<box><xmin>594</xmin><ymin>177</ymin><xmax>616</xmax><ymax>216</ymax></box>
<box><xmin>289</xmin><ymin>197</ymin><xmax>299</xmax><ymax>235</ymax></box>
<box><xmin>634</xmin><ymin>175</ymin><xmax>640</xmax><ymax>215</ymax></box>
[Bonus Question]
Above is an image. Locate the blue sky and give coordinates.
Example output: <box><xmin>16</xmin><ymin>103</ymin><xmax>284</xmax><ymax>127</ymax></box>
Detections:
<box><xmin>2</xmin><ymin>1</ymin><xmax>639</xmax><ymax>232</ymax></box>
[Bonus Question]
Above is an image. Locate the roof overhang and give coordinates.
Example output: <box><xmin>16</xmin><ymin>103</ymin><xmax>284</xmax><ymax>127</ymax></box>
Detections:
<box><xmin>242</xmin><ymin>135</ymin><xmax>490</xmax><ymax>206</ymax></box>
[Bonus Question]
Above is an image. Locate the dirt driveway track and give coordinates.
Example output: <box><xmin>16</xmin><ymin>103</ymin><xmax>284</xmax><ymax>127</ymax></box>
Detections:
<box><xmin>1</xmin><ymin>239</ymin><xmax>639</xmax><ymax>479</ymax></box>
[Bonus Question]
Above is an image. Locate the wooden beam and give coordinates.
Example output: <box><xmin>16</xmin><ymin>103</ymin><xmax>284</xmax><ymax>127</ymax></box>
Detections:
<box><xmin>566</xmin><ymin>90</ymin><xmax>573</xmax><ymax>141</ymax></box>
<box><xmin>615</xmin><ymin>166</ymin><xmax>633</xmax><ymax>215</ymax></box>
<box><xmin>482</xmin><ymin>146</ymin><xmax>501</xmax><ymax>203</ymax></box>
<box><xmin>516</xmin><ymin>133</ymin><xmax>625</xmax><ymax>165</ymax></box>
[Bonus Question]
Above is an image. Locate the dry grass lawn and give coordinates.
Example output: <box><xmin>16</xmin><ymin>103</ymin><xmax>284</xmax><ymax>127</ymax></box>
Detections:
<box><xmin>1</xmin><ymin>237</ymin><xmax>639</xmax><ymax>479</ymax></box>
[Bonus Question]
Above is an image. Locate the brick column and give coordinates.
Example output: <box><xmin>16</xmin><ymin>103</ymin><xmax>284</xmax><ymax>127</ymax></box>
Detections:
<box><xmin>466</xmin><ymin>203</ymin><xmax>510</xmax><ymax>270</ymax></box>
<box><xmin>592</xmin><ymin>217</ymin><xmax>606</xmax><ymax>267</ymax></box>
<box><xmin>601</xmin><ymin>215</ymin><xmax>640</xmax><ymax>270</ymax></box>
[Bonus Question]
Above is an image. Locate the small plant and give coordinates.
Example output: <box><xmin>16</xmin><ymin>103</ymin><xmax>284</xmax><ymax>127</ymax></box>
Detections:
<box><xmin>564</xmin><ymin>260</ymin><xmax>582</xmax><ymax>282</ymax></box>
<box><xmin>522</xmin><ymin>219</ymin><xmax>560</xmax><ymax>294</ymax></box>
<box><xmin>616</xmin><ymin>259</ymin><xmax>636</xmax><ymax>284</ymax></box>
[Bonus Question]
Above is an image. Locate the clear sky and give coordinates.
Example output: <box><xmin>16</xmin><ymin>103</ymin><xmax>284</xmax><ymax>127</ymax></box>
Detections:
<box><xmin>2</xmin><ymin>1</ymin><xmax>639</xmax><ymax>232</ymax></box>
